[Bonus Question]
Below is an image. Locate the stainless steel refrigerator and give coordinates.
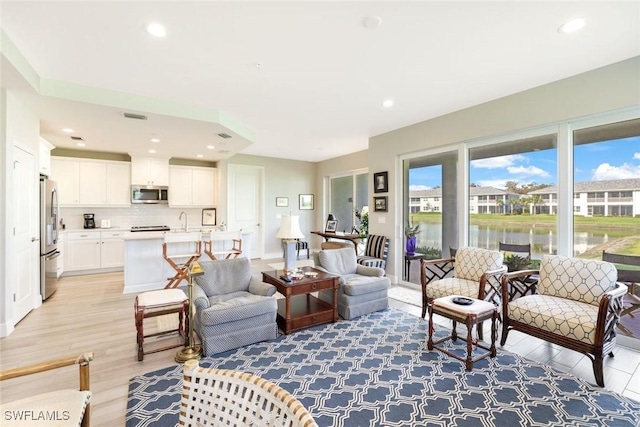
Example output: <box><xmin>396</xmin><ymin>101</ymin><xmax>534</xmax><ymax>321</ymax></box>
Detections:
<box><xmin>40</xmin><ymin>176</ymin><xmax>60</xmax><ymax>300</ymax></box>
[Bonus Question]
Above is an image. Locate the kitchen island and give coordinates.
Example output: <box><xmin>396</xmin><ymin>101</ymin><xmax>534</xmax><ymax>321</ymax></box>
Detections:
<box><xmin>123</xmin><ymin>230</ymin><xmax>253</xmax><ymax>294</ymax></box>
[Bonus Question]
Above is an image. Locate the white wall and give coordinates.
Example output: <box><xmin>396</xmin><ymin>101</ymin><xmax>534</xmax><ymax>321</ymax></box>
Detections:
<box><xmin>369</xmin><ymin>56</ymin><xmax>640</xmax><ymax>280</ymax></box>
<box><xmin>220</xmin><ymin>154</ymin><xmax>318</xmax><ymax>257</ymax></box>
<box><xmin>1</xmin><ymin>90</ymin><xmax>41</xmax><ymax>337</ymax></box>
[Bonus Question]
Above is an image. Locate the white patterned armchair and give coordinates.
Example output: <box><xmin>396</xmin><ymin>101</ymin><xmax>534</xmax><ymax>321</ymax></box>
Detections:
<box><xmin>501</xmin><ymin>255</ymin><xmax>627</xmax><ymax>387</ymax></box>
<box><xmin>420</xmin><ymin>247</ymin><xmax>506</xmax><ymax>320</ymax></box>
<box><xmin>193</xmin><ymin>258</ymin><xmax>278</xmax><ymax>356</ymax></box>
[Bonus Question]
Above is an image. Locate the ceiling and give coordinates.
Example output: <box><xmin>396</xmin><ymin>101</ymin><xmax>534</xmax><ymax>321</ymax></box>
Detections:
<box><xmin>1</xmin><ymin>1</ymin><xmax>639</xmax><ymax>163</ymax></box>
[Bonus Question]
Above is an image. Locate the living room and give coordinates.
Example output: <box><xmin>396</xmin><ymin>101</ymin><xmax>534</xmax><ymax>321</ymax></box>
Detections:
<box><xmin>2</xmin><ymin>2</ymin><xmax>640</xmax><ymax>426</ymax></box>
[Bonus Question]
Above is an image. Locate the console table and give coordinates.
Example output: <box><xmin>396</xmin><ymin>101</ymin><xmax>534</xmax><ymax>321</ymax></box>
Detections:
<box><xmin>311</xmin><ymin>231</ymin><xmax>361</xmax><ymax>252</ymax></box>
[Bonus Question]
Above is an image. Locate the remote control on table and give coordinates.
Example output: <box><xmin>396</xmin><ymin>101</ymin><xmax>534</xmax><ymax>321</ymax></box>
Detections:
<box><xmin>280</xmin><ymin>275</ymin><xmax>292</xmax><ymax>283</ymax></box>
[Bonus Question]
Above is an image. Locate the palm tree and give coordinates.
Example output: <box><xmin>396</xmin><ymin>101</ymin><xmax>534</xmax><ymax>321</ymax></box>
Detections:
<box><xmin>530</xmin><ymin>194</ymin><xmax>543</xmax><ymax>215</ymax></box>
<box><xmin>495</xmin><ymin>198</ymin><xmax>504</xmax><ymax>214</ymax></box>
<box><xmin>509</xmin><ymin>198</ymin><xmax>518</xmax><ymax>215</ymax></box>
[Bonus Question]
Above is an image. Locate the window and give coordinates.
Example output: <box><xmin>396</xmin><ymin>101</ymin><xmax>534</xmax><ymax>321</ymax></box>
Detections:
<box><xmin>330</xmin><ymin>172</ymin><xmax>368</xmax><ymax>234</ymax></box>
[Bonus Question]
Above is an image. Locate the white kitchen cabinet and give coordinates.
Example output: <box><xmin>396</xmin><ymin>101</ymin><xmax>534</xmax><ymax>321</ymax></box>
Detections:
<box><xmin>52</xmin><ymin>157</ymin><xmax>130</xmax><ymax>207</ymax></box>
<box><xmin>51</xmin><ymin>157</ymin><xmax>80</xmax><ymax>205</ymax></box>
<box><xmin>169</xmin><ymin>165</ymin><xmax>216</xmax><ymax>207</ymax></box>
<box><xmin>65</xmin><ymin>230</ymin><xmax>125</xmax><ymax>272</ymax></box>
<box><xmin>39</xmin><ymin>137</ymin><xmax>55</xmax><ymax>176</ymax></box>
<box><xmin>131</xmin><ymin>157</ymin><xmax>169</xmax><ymax>186</ymax></box>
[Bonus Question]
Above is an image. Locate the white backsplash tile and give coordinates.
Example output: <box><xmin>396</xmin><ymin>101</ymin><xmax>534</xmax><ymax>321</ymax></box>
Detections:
<box><xmin>59</xmin><ymin>205</ymin><xmax>215</xmax><ymax>231</ymax></box>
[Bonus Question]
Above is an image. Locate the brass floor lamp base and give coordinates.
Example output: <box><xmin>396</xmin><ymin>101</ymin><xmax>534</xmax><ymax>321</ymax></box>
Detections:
<box><xmin>175</xmin><ymin>344</ymin><xmax>202</xmax><ymax>363</ymax></box>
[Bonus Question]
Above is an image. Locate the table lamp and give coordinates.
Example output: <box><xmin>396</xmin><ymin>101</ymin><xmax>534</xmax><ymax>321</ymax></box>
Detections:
<box><xmin>276</xmin><ymin>213</ymin><xmax>305</xmax><ymax>273</ymax></box>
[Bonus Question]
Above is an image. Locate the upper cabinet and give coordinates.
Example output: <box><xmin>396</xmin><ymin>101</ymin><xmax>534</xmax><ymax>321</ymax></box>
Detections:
<box><xmin>51</xmin><ymin>157</ymin><xmax>131</xmax><ymax>207</ymax></box>
<box><xmin>169</xmin><ymin>165</ymin><xmax>216</xmax><ymax>207</ymax></box>
<box><xmin>131</xmin><ymin>157</ymin><xmax>169</xmax><ymax>186</ymax></box>
<box><xmin>39</xmin><ymin>137</ymin><xmax>55</xmax><ymax>176</ymax></box>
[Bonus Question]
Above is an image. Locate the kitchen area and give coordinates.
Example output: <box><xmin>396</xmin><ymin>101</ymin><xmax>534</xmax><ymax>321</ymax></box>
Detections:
<box><xmin>45</xmin><ymin>148</ymin><xmax>251</xmax><ymax>295</ymax></box>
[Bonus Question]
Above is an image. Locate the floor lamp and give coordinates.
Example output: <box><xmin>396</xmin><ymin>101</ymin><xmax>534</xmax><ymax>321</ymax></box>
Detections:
<box><xmin>276</xmin><ymin>213</ymin><xmax>305</xmax><ymax>274</ymax></box>
<box><xmin>175</xmin><ymin>261</ymin><xmax>204</xmax><ymax>363</ymax></box>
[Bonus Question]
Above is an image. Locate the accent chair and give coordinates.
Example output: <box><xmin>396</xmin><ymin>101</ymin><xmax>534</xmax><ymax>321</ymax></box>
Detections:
<box><xmin>313</xmin><ymin>247</ymin><xmax>390</xmax><ymax>320</ymax></box>
<box><xmin>420</xmin><ymin>246</ymin><xmax>506</xmax><ymax>320</ymax></box>
<box><xmin>192</xmin><ymin>258</ymin><xmax>278</xmax><ymax>356</ymax></box>
<box><xmin>356</xmin><ymin>234</ymin><xmax>390</xmax><ymax>269</ymax></box>
<box><xmin>501</xmin><ymin>254</ymin><xmax>627</xmax><ymax>387</ymax></box>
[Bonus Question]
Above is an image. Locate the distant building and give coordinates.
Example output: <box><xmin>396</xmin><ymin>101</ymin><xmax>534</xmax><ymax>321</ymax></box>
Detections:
<box><xmin>410</xmin><ymin>178</ymin><xmax>640</xmax><ymax>217</ymax></box>
<box><xmin>409</xmin><ymin>187</ymin><xmax>521</xmax><ymax>214</ymax></box>
<box><xmin>528</xmin><ymin>178</ymin><xmax>640</xmax><ymax>217</ymax></box>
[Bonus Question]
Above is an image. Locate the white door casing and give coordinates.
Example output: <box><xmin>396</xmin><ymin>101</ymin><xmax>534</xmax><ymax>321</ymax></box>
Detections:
<box><xmin>13</xmin><ymin>146</ymin><xmax>39</xmax><ymax>323</ymax></box>
<box><xmin>227</xmin><ymin>164</ymin><xmax>264</xmax><ymax>259</ymax></box>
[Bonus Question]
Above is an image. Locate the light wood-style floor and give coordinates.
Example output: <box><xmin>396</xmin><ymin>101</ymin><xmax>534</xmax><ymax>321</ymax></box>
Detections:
<box><xmin>1</xmin><ymin>259</ymin><xmax>639</xmax><ymax>427</ymax></box>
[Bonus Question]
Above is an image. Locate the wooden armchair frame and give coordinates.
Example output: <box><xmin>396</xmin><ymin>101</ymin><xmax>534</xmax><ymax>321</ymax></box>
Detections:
<box><xmin>501</xmin><ymin>270</ymin><xmax>626</xmax><ymax>387</ymax></box>
<box><xmin>0</xmin><ymin>352</ymin><xmax>94</xmax><ymax>427</ymax></box>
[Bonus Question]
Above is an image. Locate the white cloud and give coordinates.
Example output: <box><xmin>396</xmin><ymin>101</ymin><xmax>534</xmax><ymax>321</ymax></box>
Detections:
<box><xmin>471</xmin><ymin>154</ymin><xmax>525</xmax><ymax>169</ymax></box>
<box><xmin>592</xmin><ymin>163</ymin><xmax>640</xmax><ymax>180</ymax></box>
<box><xmin>506</xmin><ymin>165</ymin><xmax>551</xmax><ymax>178</ymax></box>
<box><xmin>475</xmin><ymin>179</ymin><xmax>511</xmax><ymax>189</ymax></box>
<box><xmin>634</xmin><ymin>152</ymin><xmax>640</xmax><ymax>160</ymax></box>
<box><xmin>409</xmin><ymin>185</ymin><xmax>431</xmax><ymax>191</ymax></box>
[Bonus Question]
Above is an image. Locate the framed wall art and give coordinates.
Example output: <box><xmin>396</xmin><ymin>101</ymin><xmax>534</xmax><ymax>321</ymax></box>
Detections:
<box><xmin>373</xmin><ymin>196</ymin><xmax>388</xmax><ymax>212</ymax></box>
<box><xmin>202</xmin><ymin>208</ymin><xmax>217</xmax><ymax>226</ymax></box>
<box><xmin>299</xmin><ymin>194</ymin><xmax>314</xmax><ymax>210</ymax></box>
<box><xmin>276</xmin><ymin>197</ymin><xmax>289</xmax><ymax>207</ymax></box>
<box><xmin>374</xmin><ymin>171</ymin><xmax>388</xmax><ymax>193</ymax></box>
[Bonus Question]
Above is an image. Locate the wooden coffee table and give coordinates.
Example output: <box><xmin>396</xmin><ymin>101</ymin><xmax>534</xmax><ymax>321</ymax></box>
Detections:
<box><xmin>262</xmin><ymin>266</ymin><xmax>339</xmax><ymax>335</ymax></box>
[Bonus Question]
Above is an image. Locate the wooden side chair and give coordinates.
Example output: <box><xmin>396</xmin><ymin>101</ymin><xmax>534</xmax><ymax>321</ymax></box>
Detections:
<box><xmin>0</xmin><ymin>352</ymin><xmax>94</xmax><ymax>427</ymax></box>
<box><xmin>163</xmin><ymin>231</ymin><xmax>202</xmax><ymax>288</ymax></box>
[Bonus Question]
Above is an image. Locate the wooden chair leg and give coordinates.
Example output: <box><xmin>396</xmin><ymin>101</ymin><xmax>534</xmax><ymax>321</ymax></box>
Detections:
<box><xmin>593</xmin><ymin>354</ymin><xmax>605</xmax><ymax>387</ymax></box>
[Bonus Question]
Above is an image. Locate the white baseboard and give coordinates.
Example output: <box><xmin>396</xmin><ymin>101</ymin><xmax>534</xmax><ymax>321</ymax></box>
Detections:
<box><xmin>0</xmin><ymin>321</ymin><xmax>15</xmax><ymax>338</ymax></box>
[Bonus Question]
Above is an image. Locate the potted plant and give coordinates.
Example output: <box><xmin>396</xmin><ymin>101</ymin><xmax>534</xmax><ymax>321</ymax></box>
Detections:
<box><xmin>504</xmin><ymin>254</ymin><xmax>532</xmax><ymax>272</ymax></box>
<box><xmin>354</xmin><ymin>207</ymin><xmax>369</xmax><ymax>237</ymax></box>
<box><xmin>405</xmin><ymin>222</ymin><xmax>420</xmax><ymax>256</ymax></box>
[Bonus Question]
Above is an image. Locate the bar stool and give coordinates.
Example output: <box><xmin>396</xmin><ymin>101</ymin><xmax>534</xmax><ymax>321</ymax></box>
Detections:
<box><xmin>204</xmin><ymin>231</ymin><xmax>242</xmax><ymax>260</ymax></box>
<box><xmin>163</xmin><ymin>231</ymin><xmax>202</xmax><ymax>289</ymax></box>
<box><xmin>134</xmin><ymin>288</ymin><xmax>188</xmax><ymax>361</ymax></box>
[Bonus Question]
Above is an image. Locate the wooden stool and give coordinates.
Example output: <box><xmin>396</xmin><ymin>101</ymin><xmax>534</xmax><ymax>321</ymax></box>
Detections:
<box><xmin>134</xmin><ymin>289</ymin><xmax>189</xmax><ymax>361</ymax></box>
<box><xmin>427</xmin><ymin>295</ymin><xmax>497</xmax><ymax>370</ymax></box>
<box><xmin>204</xmin><ymin>231</ymin><xmax>242</xmax><ymax>260</ymax></box>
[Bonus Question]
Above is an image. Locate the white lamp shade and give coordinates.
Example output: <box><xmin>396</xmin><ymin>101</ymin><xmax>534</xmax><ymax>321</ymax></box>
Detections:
<box><xmin>275</xmin><ymin>214</ymin><xmax>305</xmax><ymax>239</ymax></box>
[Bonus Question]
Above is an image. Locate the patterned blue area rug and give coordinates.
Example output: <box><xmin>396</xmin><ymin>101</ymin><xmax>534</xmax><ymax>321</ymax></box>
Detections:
<box><xmin>127</xmin><ymin>309</ymin><xmax>640</xmax><ymax>427</ymax></box>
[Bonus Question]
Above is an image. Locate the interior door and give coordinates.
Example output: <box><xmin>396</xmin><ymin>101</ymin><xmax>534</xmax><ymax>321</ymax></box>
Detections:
<box><xmin>13</xmin><ymin>146</ymin><xmax>38</xmax><ymax>322</ymax></box>
<box><xmin>227</xmin><ymin>164</ymin><xmax>264</xmax><ymax>259</ymax></box>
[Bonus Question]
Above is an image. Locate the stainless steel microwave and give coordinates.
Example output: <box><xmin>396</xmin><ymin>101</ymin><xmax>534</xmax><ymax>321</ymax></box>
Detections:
<box><xmin>131</xmin><ymin>185</ymin><xmax>169</xmax><ymax>204</ymax></box>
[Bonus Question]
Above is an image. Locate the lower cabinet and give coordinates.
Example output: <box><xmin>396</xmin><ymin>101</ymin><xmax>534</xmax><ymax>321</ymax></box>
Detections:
<box><xmin>65</xmin><ymin>230</ymin><xmax>125</xmax><ymax>272</ymax></box>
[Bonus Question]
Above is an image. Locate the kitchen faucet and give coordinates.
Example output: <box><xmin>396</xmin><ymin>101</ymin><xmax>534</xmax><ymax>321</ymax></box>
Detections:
<box><xmin>179</xmin><ymin>211</ymin><xmax>188</xmax><ymax>232</ymax></box>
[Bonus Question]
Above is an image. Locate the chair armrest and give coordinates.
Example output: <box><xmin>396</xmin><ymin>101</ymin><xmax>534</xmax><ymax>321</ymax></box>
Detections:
<box><xmin>0</xmin><ymin>352</ymin><xmax>93</xmax><ymax>385</ymax></box>
<box><xmin>249</xmin><ymin>278</ymin><xmax>277</xmax><ymax>296</ymax></box>
<box><xmin>420</xmin><ymin>258</ymin><xmax>455</xmax><ymax>286</ymax></box>
<box><xmin>356</xmin><ymin>265</ymin><xmax>385</xmax><ymax>277</ymax></box>
<box><xmin>500</xmin><ymin>269</ymin><xmax>540</xmax><ymax>319</ymax></box>
<box><xmin>193</xmin><ymin>284</ymin><xmax>210</xmax><ymax>310</ymax></box>
<box><xmin>479</xmin><ymin>265</ymin><xmax>507</xmax><ymax>304</ymax></box>
<box><xmin>595</xmin><ymin>282</ymin><xmax>628</xmax><ymax>349</ymax></box>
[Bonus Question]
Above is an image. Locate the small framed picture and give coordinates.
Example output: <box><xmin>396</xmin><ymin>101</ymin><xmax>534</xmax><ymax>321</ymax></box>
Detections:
<box><xmin>373</xmin><ymin>196</ymin><xmax>388</xmax><ymax>212</ymax></box>
<box><xmin>325</xmin><ymin>219</ymin><xmax>338</xmax><ymax>233</ymax></box>
<box><xmin>202</xmin><ymin>208</ymin><xmax>217</xmax><ymax>226</ymax></box>
<box><xmin>374</xmin><ymin>171</ymin><xmax>388</xmax><ymax>193</ymax></box>
<box><xmin>276</xmin><ymin>197</ymin><xmax>289</xmax><ymax>207</ymax></box>
<box><xmin>299</xmin><ymin>194</ymin><xmax>314</xmax><ymax>210</ymax></box>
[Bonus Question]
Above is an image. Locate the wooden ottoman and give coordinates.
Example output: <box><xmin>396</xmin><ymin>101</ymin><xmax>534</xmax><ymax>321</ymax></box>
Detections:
<box><xmin>427</xmin><ymin>295</ymin><xmax>497</xmax><ymax>370</ymax></box>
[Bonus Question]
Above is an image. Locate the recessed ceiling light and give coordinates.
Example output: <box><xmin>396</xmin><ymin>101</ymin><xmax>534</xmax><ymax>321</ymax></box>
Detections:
<box><xmin>148</xmin><ymin>149</ymin><xmax>156</xmax><ymax>154</ymax></box>
<box><xmin>146</xmin><ymin>22</ymin><xmax>167</xmax><ymax>38</ymax></box>
<box><xmin>382</xmin><ymin>99</ymin><xmax>394</xmax><ymax>108</ymax></box>
<box><xmin>62</xmin><ymin>128</ymin><xmax>74</xmax><ymax>133</ymax></box>
<box><xmin>196</xmin><ymin>154</ymin><xmax>204</xmax><ymax>158</ymax></box>
<box><xmin>76</xmin><ymin>142</ymin><xmax>86</xmax><ymax>147</ymax></box>
<box><xmin>150</xmin><ymin>138</ymin><xmax>161</xmax><ymax>143</ymax></box>
<box><xmin>362</xmin><ymin>16</ymin><xmax>382</xmax><ymax>29</ymax></box>
<box><xmin>207</xmin><ymin>145</ymin><xmax>215</xmax><ymax>150</ymax></box>
<box><xmin>558</xmin><ymin>18</ymin><xmax>586</xmax><ymax>34</ymax></box>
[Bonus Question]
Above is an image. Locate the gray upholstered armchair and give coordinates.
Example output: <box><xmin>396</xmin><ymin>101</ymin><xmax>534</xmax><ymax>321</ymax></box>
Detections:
<box><xmin>193</xmin><ymin>258</ymin><xmax>278</xmax><ymax>356</ymax></box>
<box><xmin>313</xmin><ymin>247</ymin><xmax>390</xmax><ymax>320</ymax></box>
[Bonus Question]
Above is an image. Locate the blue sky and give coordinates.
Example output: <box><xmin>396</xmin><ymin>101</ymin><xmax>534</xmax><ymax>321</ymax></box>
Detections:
<box><xmin>410</xmin><ymin>136</ymin><xmax>640</xmax><ymax>190</ymax></box>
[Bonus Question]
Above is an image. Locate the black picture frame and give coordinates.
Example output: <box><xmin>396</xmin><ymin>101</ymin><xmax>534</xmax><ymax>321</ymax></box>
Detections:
<box><xmin>325</xmin><ymin>219</ymin><xmax>338</xmax><ymax>232</ymax></box>
<box><xmin>374</xmin><ymin>171</ymin><xmax>388</xmax><ymax>193</ymax></box>
<box><xmin>276</xmin><ymin>197</ymin><xmax>289</xmax><ymax>207</ymax></box>
<box><xmin>299</xmin><ymin>194</ymin><xmax>314</xmax><ymax>210</ymax></box>
<box><xmin>202</xmin><ymin>208</ymin><xmax>217</xmax><ymax>226</ymax></box>
<box><xmin>373</xmin><ymin>196</ymin><xmax>388</xmax><ymax>212</ymax></box>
